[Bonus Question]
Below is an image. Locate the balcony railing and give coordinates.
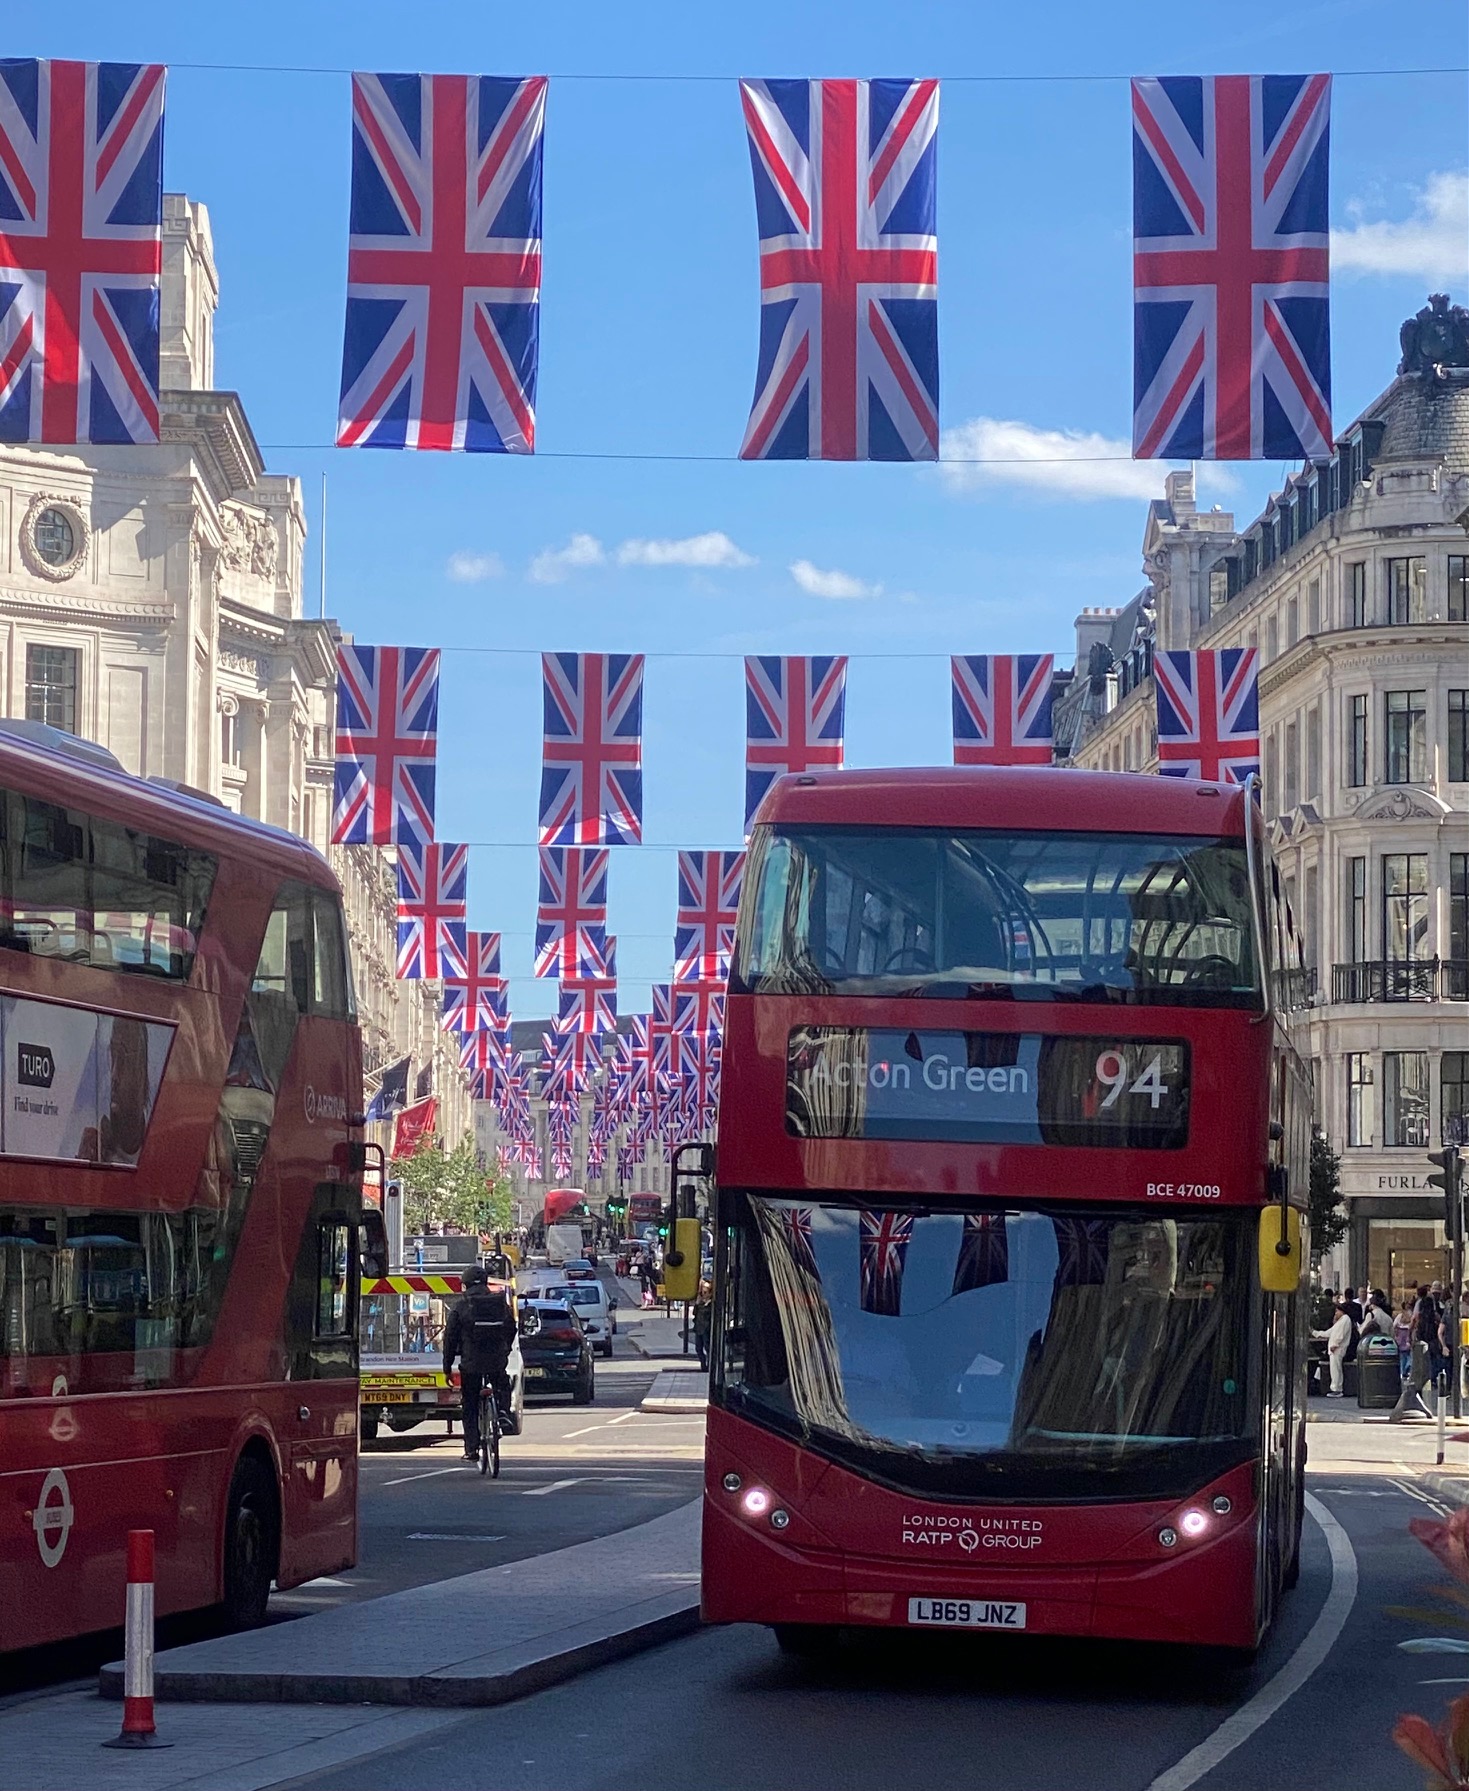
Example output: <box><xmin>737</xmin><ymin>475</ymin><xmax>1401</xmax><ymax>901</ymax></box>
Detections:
<box><xmin>1331</xmin><ymin>959</ymin><xmax>1469</xmax><ymax>1004</ymax></box>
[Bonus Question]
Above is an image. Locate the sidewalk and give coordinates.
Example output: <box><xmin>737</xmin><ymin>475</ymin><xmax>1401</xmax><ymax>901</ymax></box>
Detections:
<box><xmin>97</xmin><ymin>1499</ymin><xmax>699</xmax><ymax>1709</ymax></box>
<box><xmin>642</xmin><ymin>1369</ymin><xmax>709</xmax><ymax>1412</ymax></box>
<box><xmin>1305</xmin><ymin>1391</ymin><xmax>1469</xmax><ymax>1504</ymax></box>
<box><xmin>615</xmin><ymin>1274</ymin><xmax>697</xmax><ymax>1359</ymax></box>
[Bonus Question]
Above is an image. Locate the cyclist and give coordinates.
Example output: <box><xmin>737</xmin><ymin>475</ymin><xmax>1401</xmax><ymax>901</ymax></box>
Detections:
<box><xmin>442</xmin><ymin>1269</ymin><xmax>517</xmax><ymax>1462</ymax></box>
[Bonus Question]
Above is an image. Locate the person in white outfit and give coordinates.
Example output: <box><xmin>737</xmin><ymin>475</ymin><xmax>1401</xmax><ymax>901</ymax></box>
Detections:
<box><xmin>1313</xmin><ymin>1299</ymin><xmax>1355</xmax><ymax>1395</ymax></box>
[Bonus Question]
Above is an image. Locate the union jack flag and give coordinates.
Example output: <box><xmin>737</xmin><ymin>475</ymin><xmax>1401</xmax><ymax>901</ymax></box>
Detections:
<box><xmin>337</xmin><ymin>72</ymin><xmax>545</xmax><ymax>453</ymax></box>
<box><xmin>332</xmin><ymin>645</ymin><xmax>440</xmax><ymax>846</ymax></box>
<box><xmin>952</xmin><ymin>1213</ymin><xmax>1009</xmax><ymax>1295</ymax></box>
<box><xmin>671</xmin><ymin>980</ymin><xmax>724</xmax><ymax>1077</ymax></box>
<box><xmin>396</xmin><ymin>840</ymin><xmax>468</xmax><ymax>980</ymax></box>
<box><xmin>544</xmin><ymin>1029</ymin><xmax>595</xmax><ymax>1097</ymax></box>
<box><xmin>460</xmin><ymin>1028</ymin><xmax>510</xmax><ymax>1079</ymax></box>
<box><xmin>739</xmin><ymin>79</ymin><xmax>939</xmax><ymax>461</ymax></box>
<box><xmin>539</xmin><ymin>653</ymin><xmax>645</xmax><ymax>846</ymax></box>
<box><xmin>859</xmin><ymin>1209</ymin><xmax>913</xmax><ymax>1317</ymax></box>
<box><xmin>1155</xmin><ymin>647</ymin><xmax>1261</xmax><ymax>783</ymax></box>
<box><xmin>951</xmin><ymin>656</ymin><xmax>1054</xmax><ymax>767</ymax></box>
<box><xmin>674</xmin><ymin>850</ymin><xmax>745</xmax><ymax>980</ymax></box>
<box><xmin>440</xmin><ymin>932</ymin><xmax>507</xmax><ymax>1033</ymax></box>
<box><xmin>781</xmin><ymin>1206</ymin><xmax>820</xmax><ymax>1280</ymax></box>
<box><xmin>535</xmin><ymin>847</ymin><xmax>609</xmax><ymax>978</ymax></box>
<box><xmin>0</xmin><ymin>60</ymin><xmax>165</xmax><ymax>446</ymax></box>
<box><xmin>1132</xmin><ymin>74</ymin><xmax>1331</xmax><ymax>462</ymax></box>
<box><xmin>650</xmin><ymin>984</ymin><xmax>676</xmax><ymax>1083</ymax></box>
<box><xmin>1053</xmin><ymin>1216</ymin><xmax>1112</xmax><ymax>1289</ymax></box>
<box><xmin>558</xmin><ymin>943</ymin><xmax>618</xmax><ymax>1035</ymax></box>
<box><xmin>745</xmin><ymin>655</ymin><xmax>847</xmax><ymax>827</ymax></box>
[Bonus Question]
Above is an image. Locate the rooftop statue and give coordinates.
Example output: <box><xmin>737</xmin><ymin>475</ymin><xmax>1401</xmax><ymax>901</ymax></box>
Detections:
<box><xmin>1398</xmin><ymin>293</ymin><xmax>1469</xmax><ymax>375</ymax></box>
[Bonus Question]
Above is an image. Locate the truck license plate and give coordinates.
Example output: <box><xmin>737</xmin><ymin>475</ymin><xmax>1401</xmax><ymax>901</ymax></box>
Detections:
<box><xmin>375</xmin><ymin>1390</ymin><xmax>414</xmax><ymax>1404</ymax></box>
<box><xmin>907</xmin><ymin>1597</ymin><xmax>1026</xmax><ymax>1630</ymax></box>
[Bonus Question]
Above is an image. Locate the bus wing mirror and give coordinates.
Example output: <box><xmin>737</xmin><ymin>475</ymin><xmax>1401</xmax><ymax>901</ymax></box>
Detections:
<box><xmin>360</xmin><ymin>1209</ymin><xmax>389</xmax><ymax>1280</ymax></box>
<box><xmin>1258</xmin><ymin>1206</ymin><xmax>1302</xmax><ymax>1294</ymax></box>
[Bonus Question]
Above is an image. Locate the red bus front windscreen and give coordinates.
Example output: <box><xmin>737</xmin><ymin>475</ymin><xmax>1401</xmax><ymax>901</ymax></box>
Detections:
<box><xmin>716</xmin><ymin>1195</ymin><xmax>1253</xmax><ymax>1503</ymax></box>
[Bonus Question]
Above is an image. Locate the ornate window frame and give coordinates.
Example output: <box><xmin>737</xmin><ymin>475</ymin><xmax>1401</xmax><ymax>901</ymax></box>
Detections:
<box><xmin>19</xmin><ymin>492</ymin><xmax>90</xmax><ymax>583</ymax></box>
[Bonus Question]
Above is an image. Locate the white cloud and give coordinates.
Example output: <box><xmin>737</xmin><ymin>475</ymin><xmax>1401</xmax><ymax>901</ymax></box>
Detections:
<box><xmin>445</xmin><ymin>550</ymin><xmax>504</xmax><ymax>583</ymax></box>
<box><xmin>615</xmin><ymin>531</ymin><xmax>756</xmax><ymax>569</ymax></box>
<box><xmin>528</xmin><ymin>533</ymin><xmax>606</xmax><ymax>584</ymax></box>
<box><xmin>1332</xmin><ymin>171</ymin><xmax>1469</xmax><ymax>285</ymax></box>
<box><xmin>937</xmin><ymin>417</ymin><xmax>1237</xmax><ymax>503</ymax></box>
<box><xmin>789</xmin><ymin>558</ymin><xmax>883</xmax><ymax>600</ymax></box>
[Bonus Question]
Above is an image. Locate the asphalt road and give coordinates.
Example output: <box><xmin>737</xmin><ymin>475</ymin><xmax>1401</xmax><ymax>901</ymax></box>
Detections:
<box><xmin>274</xmin><ymin>1355</ymin><xmax>703</xmax><ymax>1617</ymax></box>
<box><xmin>281</xmin><ymin>1470</ymin><xmax>1452</xmax><ymax>1791</ymax></box>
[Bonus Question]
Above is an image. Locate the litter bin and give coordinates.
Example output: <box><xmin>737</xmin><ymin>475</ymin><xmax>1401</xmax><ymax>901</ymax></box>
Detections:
<box><xmin>1358</xmin><ymin>1346</ymin><xmax>1401</xmax><ymax>1409</ymax></box>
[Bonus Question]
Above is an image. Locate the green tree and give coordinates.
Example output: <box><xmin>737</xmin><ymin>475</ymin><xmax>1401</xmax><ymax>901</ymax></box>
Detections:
<box><xmin>1309</xmin><ymin>1127</ymin><xmax>1348</xmax><ymax>1260</ymax></box>
<box><xmin>392</xmin><ymin>1133</ymin><xmax>513</xmax><ymax>1238</ymax></box>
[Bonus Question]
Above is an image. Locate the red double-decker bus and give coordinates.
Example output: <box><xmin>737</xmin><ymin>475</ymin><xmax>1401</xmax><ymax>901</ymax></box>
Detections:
<box><xmin>0</xmin><ymin>723</ymin><xmax>365</xmax><ymax>1652</ymax></box>
<box><xmin>704</xmin><ymin>766</ymin><xmax>1312</xmax><ymax>1658</ymax></box>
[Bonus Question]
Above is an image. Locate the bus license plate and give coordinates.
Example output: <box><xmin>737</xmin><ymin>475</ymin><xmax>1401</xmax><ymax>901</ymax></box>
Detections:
<box><xmin>375</xmin><ymin>1391</ymin><xmax>414</xmax><ymax>1404</ymax></box>
<box><xmin>907</xmin><ymin>1597</ymin><xmax>1026</xmax><ymax>1630</ymax></box>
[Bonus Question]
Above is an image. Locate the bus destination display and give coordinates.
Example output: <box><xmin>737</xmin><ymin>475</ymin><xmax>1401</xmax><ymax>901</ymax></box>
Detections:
<box><xmin>786</xmin><ymin>1028</ymin><xmax>1190</xmax><ymax>1149</ymax></box>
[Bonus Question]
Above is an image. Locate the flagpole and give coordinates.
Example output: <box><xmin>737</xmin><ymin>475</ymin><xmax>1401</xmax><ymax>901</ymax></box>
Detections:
<box><xmin>319</xmin><ymin>470</ymin><xmax>327</xmax><ymax>620</ymax></box>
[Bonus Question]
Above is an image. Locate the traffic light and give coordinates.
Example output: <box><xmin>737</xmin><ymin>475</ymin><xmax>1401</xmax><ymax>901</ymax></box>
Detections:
<box><xmin>1428</xmin><ymin>1145</ymin><xmax>1463</xmax><ymax>1224</ymax></box>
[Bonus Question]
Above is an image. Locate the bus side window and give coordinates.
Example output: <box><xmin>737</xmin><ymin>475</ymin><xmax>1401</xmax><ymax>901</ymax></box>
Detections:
<box><xmin>315</xmin><ymin>1218</ymin><xmax>354</xmax><ymax>1339</ymax></box>
<box><xmin>310</xmin><ymin>892</ymin><xmax>355</xmax><ymax>1020</ymax></box>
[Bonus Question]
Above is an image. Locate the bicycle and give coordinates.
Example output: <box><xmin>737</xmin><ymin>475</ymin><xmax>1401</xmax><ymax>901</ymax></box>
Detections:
<box><xmin>477</xmin><ymin>1382</ymin><xmax>502</xmax><ymax>1479</ymax></box>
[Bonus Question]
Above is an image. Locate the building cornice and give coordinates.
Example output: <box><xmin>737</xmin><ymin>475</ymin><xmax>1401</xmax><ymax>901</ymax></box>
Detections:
<box><xmin>0</xmin><ymin>583</ymin><xmax>175</xmax><ymax>626</ymax></box>
<box><xmin>160</xmin><ymin>390</ymin><xmax>265</xmax><ymax>501</ymax></box>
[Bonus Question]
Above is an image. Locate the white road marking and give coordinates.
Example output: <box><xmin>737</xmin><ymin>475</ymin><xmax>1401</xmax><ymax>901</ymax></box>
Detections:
<box><xmin>522</xmin><ymin>1477</ymin><xmax>585</xmax><ymax>1496</ymax></box>
<box><xmin>1391</xmin><ymin>1476</ymin><xmax>1452</xmax><ymax>1515</ymax></box>
<box><xmin>298</xmin><ymin>1575</ymin><xmax>352</xmax><ymax>1587</ymax></box>
<box><xmin>407</xmin><ymin>1532</ymin><xmax>506</xmax><ymax>1543</ymax></box>
<box><xmin>607</xmin><ymin>1411</ymin><xmax>638</xmax><ymax>1424</ymax></box>
<box><xmin>1148</xmin><ymin>1493</ymin><xmax>1358</xmax><ymax>1791</ymax></box>
<box><xmin>562</xmin><ymin>1423</ymin><xmax>613</xmax><ymax>1438</ymax></box>
<box><xmin>381</xmin><ymin>1465</ymin><xmax>470</xmax><ymax>1487</ymax></box>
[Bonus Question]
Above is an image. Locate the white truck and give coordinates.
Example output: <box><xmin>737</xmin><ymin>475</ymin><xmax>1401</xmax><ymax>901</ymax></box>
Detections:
<box><xmin>545</xmin><ymin>1222</ymin><xmax>585</xmax><ymax>1266</ymax></box>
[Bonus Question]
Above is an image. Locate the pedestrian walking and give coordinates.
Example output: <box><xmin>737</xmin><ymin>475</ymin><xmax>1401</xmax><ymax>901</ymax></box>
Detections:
<box><xmin>1416</xmin><ymin>1283</ymin><xmax>1447</xmax><ymax>1393</ymax></box>
<box><xmin>1312</xmin><ymin>1298</ymin><xmax>1355</xmax><ymax>1396</ymax></box>
<box><xmin>638</xmin><ymin>1256</ymin><xmax>655</xmax><ymax>1309</ymax></box>
<box><xmin>692</xmin><ymin>1279</ymin><xmax>713</xmax><ymax>1372</ymax></box>
<box><xmin>1393</xmin><ymin>1298</ymin><xmax>1416</xmax><ymax>1382</ymax></box>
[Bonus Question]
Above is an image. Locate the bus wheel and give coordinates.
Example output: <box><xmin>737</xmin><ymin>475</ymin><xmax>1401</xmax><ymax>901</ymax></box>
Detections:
<box><xmin>222</xmin><ymin>1457</ymin><xmax>279</xmax><ymax>1630</ymax></box>
<box><xmin>360</xmin><ymin>1416</ymin><xmax>379</xmax><ymax>1444</ymax></box>
<box><xmin>773</xmin><ymin>1624</ymin><xmax>837</xmax><ymax>1658</ymax></box>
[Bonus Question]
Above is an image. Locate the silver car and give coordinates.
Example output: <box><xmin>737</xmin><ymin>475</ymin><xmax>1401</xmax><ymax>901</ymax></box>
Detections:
<box><xmin>539</xmin><ymin>1281</ymin><xmax>617</xmax><ymax>1357</ymax></box>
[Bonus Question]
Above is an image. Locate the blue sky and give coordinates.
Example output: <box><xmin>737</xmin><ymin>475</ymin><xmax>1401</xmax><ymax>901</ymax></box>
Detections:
<box><xmin>22</xmin><ymin>3</ymin><xmax>1469</xmax><ymax>1017</ymax></box>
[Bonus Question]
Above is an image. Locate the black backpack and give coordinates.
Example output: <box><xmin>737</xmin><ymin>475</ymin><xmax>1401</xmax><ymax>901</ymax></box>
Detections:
<box><xmin>461</xmin><ymin>1291</ymin><xmax>512</xmax><ymax>1367</ymax></box>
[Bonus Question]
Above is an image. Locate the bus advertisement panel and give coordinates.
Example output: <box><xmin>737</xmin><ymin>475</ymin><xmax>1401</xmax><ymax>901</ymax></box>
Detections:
<box><xmin>0</xmin><ymin>727</ymin><xmax>365</xmax><ymax>1653</ymax></box>
<box><xmin>703</xmin><ymin>767</ymin><xmax>1311</xmax><ymax>1658</ymax></box>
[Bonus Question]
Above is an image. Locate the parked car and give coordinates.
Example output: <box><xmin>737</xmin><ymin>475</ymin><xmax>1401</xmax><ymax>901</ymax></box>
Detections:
<box><xmin>519</xmin><ymin>1299</ymin><xmax>596</xmax><ymax>1404</ymax></box>
<box><xmin>540</xmin><ymin>1281</ymin><xmax>617</xmax><ymax>1356</ymax></box>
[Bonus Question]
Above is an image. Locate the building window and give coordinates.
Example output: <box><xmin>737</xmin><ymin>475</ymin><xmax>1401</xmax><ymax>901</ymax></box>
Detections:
<box><xmin>1284</xmin><ymin>719</ymin><xmax>1299</xmax><ymax>811</ymax></box>
<box><xmin>1347</xmin><ymin>1053</ymin><xmax>1375</xmax><ymax>1147</ymax></box>
<box><xmin>1348</xmin><ymin>561</ymin><xmax>1368</xmax><ymax>627</ymax></box>
<box><xmin>1263</xmin><ymin>733</ymin><xmax>1279</xmax><ymax>814</ymax></box>
<box><xmin>1347</xmin><ymin>694</ymin><xmax>1368</xmax><ymax>787</ymax></box>
<box><xmin>1265</xmin><ymin>614</ymin><xmax>1279</xmax><ymax>663</ymax></box>
<box><xmin>1451</xmin><ymin>854</ymin><xmax>1468</xmax><ymax>999</ymax></box>
<box><xmin>1451</xmin><ymin>555</ymin><xmax>1469</xmax><ymax>624</ymax></box>
<box><xmin>1449</xmin><ymin>690</ymin><xmax>1468</xmax><ymax>783</ymax></box>
<box><xmin>1307</xmin><ymin>578</ymin><xmax>1321</xmax><ymax>634</ymax></box>
<box><xmin>1306</xmin><ymin>705</ymin><xmax>1321</xmax><ymax>800</ymax></box>
<box><xmin>1347</xmin><ymin>856</ymin><xmax>1367</xmax><ymax>964</ymax></box>
<box><xmin>1286</xmin><ymin>596</ymin><xmax>1299</xmax><ymax>648</ymax></box>
<box><xmin>1387</xmin><ymin>556</ymin><xmax>1427</xmax><ymax>624</ymax></box>
<box><xmin>1383</xmin><ymin>853</ymin><xmax>1430</xmax><ymax>962</ymax></box>
<box><xmin>1383</xmin><ymin>1052</ymin><xmax>1430</xmax><ymax>1148</ymax></box>
<box><xmin>220</xmin><ymin>705</ymin><xmax>243</xmax><ymax>768</ymax></box>
<box><xmin>1384</xmin><ymin>689</ymin><xmax>1427</xmax><ymax>784</ymax></box>
<box><xmin>1303</xmin><ymin>862</ymin><xmax>1319</xmax><ymax>968</ymax></box>
<box><xmin>24</xmin><ymin>644</ymin><xmax>80</xmax><ymax>733</ymax></box>
<box><xmin>1208</xmin><ymin>565</ymin><xmax>1228</xmax><ymax>614</ymax></box>
<box><xmin>1444</xmin><ymin>1054</ymin><xmax>1469</xmax><ymax>1146</ymax></box>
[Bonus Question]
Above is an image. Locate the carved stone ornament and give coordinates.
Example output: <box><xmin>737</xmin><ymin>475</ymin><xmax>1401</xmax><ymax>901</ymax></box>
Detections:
<box><xmin>1353</xmin><ymin>787</ymin><xmax>1451</xmax><ymax>823</ymax></box>
<box><xmin>1398</xmin><ymin>293</ymin><xmax>1469</xmax><ymax>376</ymax></box>
<box><xmin>219</xmin><ymin>646</ymin><xmax>272</xmax><ymax>681</ymax></box>
<box><xmin>18</xmin><ymin>491</ymin><xmax>90</xmax><ymax>583</ymax></box>
<box><xmin>220</xmin><ymin>502</ymin><xmax>280</xmax><ymax>581</ymax></box>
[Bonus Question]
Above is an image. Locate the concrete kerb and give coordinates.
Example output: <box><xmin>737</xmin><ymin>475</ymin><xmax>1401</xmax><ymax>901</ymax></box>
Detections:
<box><xmin>99</xmin><ymin>1501</ymin><xmax>702</xmax><ymax>1711</ymax></box>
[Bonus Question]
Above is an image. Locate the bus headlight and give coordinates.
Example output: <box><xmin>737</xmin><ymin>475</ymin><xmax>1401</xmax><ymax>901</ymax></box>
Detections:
<box><xmin>1157</xmin><ymin>1526</ymin><xmax>1178</xmax><ymax>1548</ymax></box>
<box><xmin>1180</xmin><ymin>1509</ymin><xmax>1209</xmax><ymax>1538</ymax></box>
<box><xmin>1211</xmin><ymin>1495</ymin><xmax>1232</xmax><ymax>1516</ymax></box>
<box><xmin>722</xmin><ymin>1472</ymin><xmax>742</xmax><ymax>1493</ymax></box>
<box><xmin>742</xmin><ymin>1487</ymin><xmax>770</xmax><ymax>1517</ymax></box>
<box><xmin>770</xmin><ymin>1509</ymin><xmax>790</xmax><ymax>1531</ymax></box>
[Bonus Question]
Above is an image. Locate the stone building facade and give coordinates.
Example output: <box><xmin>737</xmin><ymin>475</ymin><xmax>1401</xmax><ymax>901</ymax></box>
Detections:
<box><xmin>1059</xmin><ymin>305</ymin><xmax>1469</xmax><ymax>1296</ymax></box>
<box><xmin>0</xmin><ymin>193</ymin><xmax>472</xmax><ymax>1156</ymax></box>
